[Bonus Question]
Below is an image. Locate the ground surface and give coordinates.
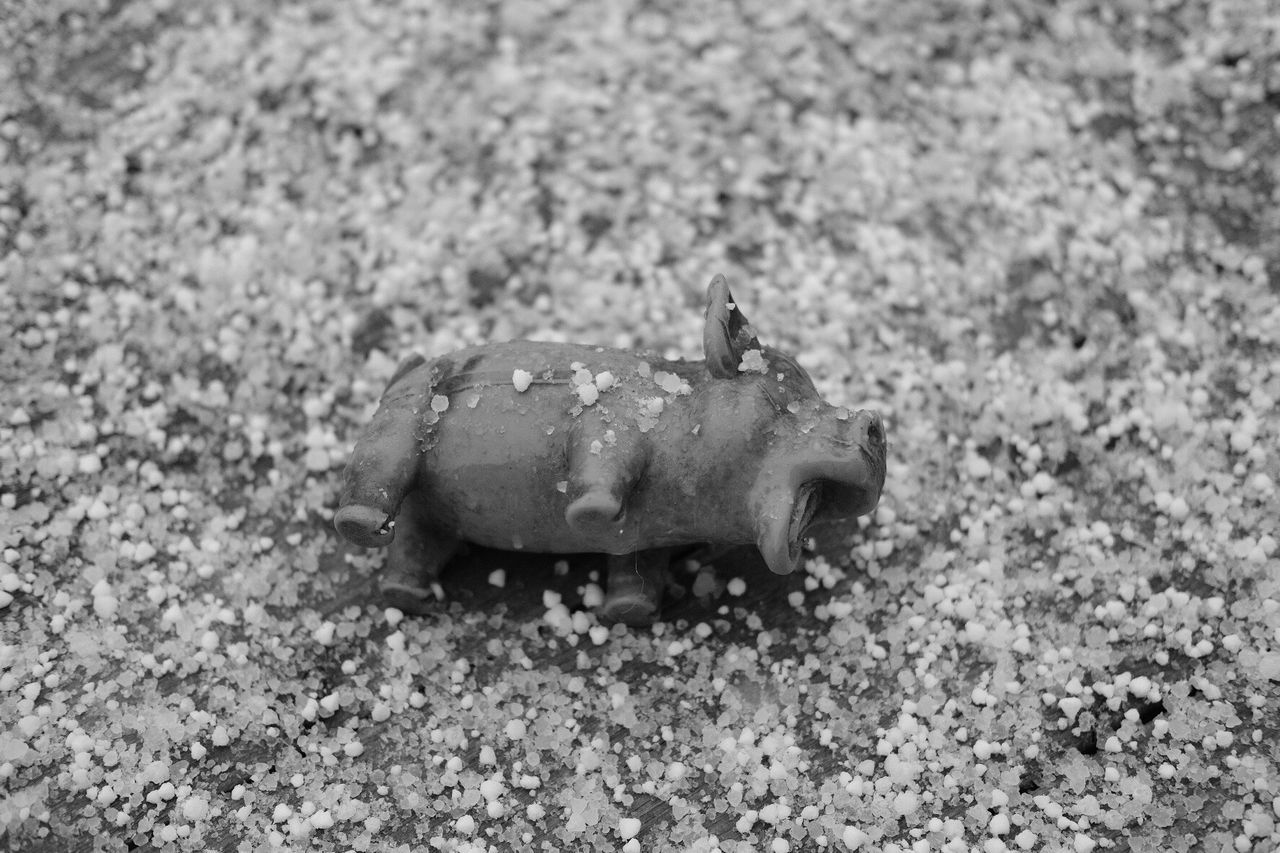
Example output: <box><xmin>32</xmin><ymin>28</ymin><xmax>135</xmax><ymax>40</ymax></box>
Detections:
<box><xmin>2</xmin><ymin>1</ymin><xmax>1280</xmax><ymax>851</ymax></box>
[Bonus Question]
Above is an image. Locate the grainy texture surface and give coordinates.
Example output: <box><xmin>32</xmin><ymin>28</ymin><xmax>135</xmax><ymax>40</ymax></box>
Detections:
<box><xmin>2</xmin><ymin>1</ymin><xmax>1279</xmax><ymax>852</ymax></box>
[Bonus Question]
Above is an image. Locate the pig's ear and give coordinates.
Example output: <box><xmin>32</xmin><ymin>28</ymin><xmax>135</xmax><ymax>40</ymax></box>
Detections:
<box><xmin>703</xmin><ymin>274</ymin><xmax>761</xmax><ymax>379</ymax></box>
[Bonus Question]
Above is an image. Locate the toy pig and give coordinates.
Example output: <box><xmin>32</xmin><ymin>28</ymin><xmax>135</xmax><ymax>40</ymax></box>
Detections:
<box><xmin>335</xmin><ymin>276</ymin><xmax>886</xmax><ymax>625</ymax></box>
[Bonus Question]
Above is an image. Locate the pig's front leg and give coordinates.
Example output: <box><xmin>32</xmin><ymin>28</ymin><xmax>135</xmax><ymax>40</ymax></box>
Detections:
<box><xmin>564</xmin><ymin>417</ymin><xmax>646</xmax><ymax>535</ymax></box>
<box><xmin>600</xmin><ymin>548</ymin><xmax>670</xmax><ymax>626</ymax></box>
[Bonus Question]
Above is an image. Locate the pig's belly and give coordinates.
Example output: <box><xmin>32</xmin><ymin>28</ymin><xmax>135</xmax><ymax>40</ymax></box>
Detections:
<box><xmin>426</xmin><ymin>461</ymin><xmax>584</xmax><ymax>552</ymax></box>
<box><xmin>415</xmin><ymin>410</ymin><xmax>724</xmax><ymax>554</ymax></box>
<box><xmin>407</xmin><ymin>350</ymin><xmax>748</xmax><ymax>553</ymax></box>
<box><xmin>414</xmin><ymin>386</ymin><xmax>571</xmax><ymax>548</ymax></box>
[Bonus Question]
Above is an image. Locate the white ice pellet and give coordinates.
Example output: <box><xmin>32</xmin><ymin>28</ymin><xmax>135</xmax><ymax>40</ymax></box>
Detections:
<box><xmin>480</xmin><ymin>777</ymin><xmax>505</xmax><ymax>802</ymax></box>
<box><xmin>576</xmin><ymin>383</ymin><xmax>599</xmax><ymax>405</ymax></box>
<box><xmin>842</xmin><ymin>826</ymin><xmax>870</xmax><ymax>849</ymax></box>
<box><xmin>656</xmin><ymin>372</ymin><xmax>683</xmax><ymax>394</ymax></box>
<box><xmin>893</xmin><ymin>792</ymin><xmax>919</xmax><ymax>816</ymax></box>
<box><xmin>506</xmin><ymin>719</ymin><xmax>527</xmax><ymax>740</ymax></box>
<box><xmin>967</xmin><ymin>455</ymin><xmax>992</xmax><ymax>478</ymax></box>
<box><xmin>313</xmin><ymin>621</ymin><xmax>336</xmax><ymax>646</ymax></box>
<box><xmin>182</xmin><ymin>797</ymin><xmax>209</xmax><ymax>821</ymax></box>
<box><xmin>93</xmin><ymin>592</ymin><xmax>118</xmax><ymax>619</ymax></box>
<box><xmin>455</xmin><ymin>814</ymin><xmax>475</xmax><ymax>834</ymax></box>
<box><xmin>595</xmin><ymin>371</ymin><xmax>615</xmax><ymax>391</ymax></box>
<box><xmin>727</xmin><ymin>578</ymin><xmax>747</xmax><ymax>596</ymax></box>
<box><xmin>619</xmin><ymin>817</ymin><xmax>642</xmax><ymax>840</ymax></box>
<box><xmin>430</xmin><ymin>394</ymin><xmax>449</xmax><ymax>413</ymax></box>
<box><xmin>512</xmin><ymin>369</ymin><xmax>533</xmax><ymax>392</ymax></box>
<box><xmin>738</xmin><ymin>350</ymin><xmax>768</xmax><ymax>373</ymax></box>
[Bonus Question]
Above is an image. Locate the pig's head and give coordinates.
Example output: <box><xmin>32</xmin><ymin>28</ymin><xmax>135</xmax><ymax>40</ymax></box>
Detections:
<box><xmin>702</xmin><ymin>275</ymin><xmax>887</xmax><ymax>575</ymax></box>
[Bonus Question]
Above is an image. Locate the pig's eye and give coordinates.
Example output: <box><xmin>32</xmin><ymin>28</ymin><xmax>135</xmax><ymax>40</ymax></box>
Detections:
<box><xmin>866</xmin><ymin>420</ymin><xmax>884</xmax><ymax>447</ymax></box>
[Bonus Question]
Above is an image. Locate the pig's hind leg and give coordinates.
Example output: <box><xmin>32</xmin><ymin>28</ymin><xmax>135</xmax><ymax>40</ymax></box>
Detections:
<box><xmin>380</xmin><ymin>490</ymin><xmax>459</xmax><ymax>615</ymax></box>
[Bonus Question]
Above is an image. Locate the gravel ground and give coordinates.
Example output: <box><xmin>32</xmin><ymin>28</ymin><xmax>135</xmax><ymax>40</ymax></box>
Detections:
<box><xmin>2</xmin><ymin>1</ymin><xmax>1279</xmax><ymax>852</ymax></box>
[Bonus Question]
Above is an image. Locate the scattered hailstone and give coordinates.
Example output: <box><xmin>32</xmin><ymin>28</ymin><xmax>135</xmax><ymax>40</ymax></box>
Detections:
<box><xmin>512</xmin><ymin>369</ymin><xmax>533</xmax><ymax>392</ymax></box>
<box><xmin>653</xmin><ymin>371</ymin><xmax>683</xmax><ymax>394</ymax></box>
<box><xmin>312</xmin><ymin>621</ymin><xmax>336</xmax><ymax>646</ymax></box>
<box><xmin>619</xmin><ymin>817</ymin><xmax>642</xmax><ymax>840</ymax></box>
<box><xmin>430</xmin><ymin>394</ymin><xmax>449</xmax><ymax>413</ymax></box>
<box><xmin>181</xmin><ymin>797</ymin><xmax>209</xmax><ymax>821</ymax></box>
<box><xmin>488</xmin><ymin>569</ymin><xmax>507</xmax><ymax>588</ymax></box>
<box><xmin>92</xmin><ymin>580</ymin><xmax>118</xmax><ymax>618</ymax></box>
<box><xmin>576</xmin><ymin>383</ymin><xmax>600</xmax><ymax>406</ymax></box>
<box><xmin>738</xmin><ymin>349</ymin><xmax>769</xmax><ymax>373</ymax></box>
<box><xmin>595</xmin><ymin>371</ymin><xmax>615</xmax><ymax>391</ymax></box>
<box><xmin>479</xmin><ymin>777</ymin><xmax>504</xmax><ymax>802</ymax></box>
<box><xmin>967</xmin><ymin>455</ymin><xmax>992</xmax><ymax>478</ymax></box>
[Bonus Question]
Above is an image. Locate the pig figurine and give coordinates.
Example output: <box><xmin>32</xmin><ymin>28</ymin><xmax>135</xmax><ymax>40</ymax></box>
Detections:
<box><xmin>335</xmin><ymin>276</ymin><xmax>886</xmax><ymax>625</ymax></box>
